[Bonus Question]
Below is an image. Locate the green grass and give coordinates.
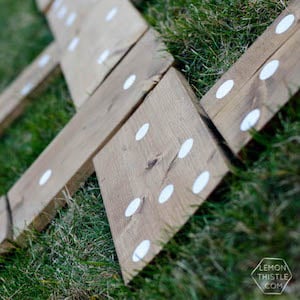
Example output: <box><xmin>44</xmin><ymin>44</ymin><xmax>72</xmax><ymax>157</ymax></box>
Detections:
<box><xmin>0</xmin><ymin>0</ymin><xmax>299</xmax><ymax>299</ymax></box>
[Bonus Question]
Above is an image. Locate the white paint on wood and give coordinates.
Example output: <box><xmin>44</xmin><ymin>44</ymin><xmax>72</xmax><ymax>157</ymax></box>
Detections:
<box><xmin>20</xmin><ymin>83</ymin><xmax>33</xmax><ymax>96</ymax></box>
<box><xmin>53</xmin><ymin>0</ymin><xmax>63</xmax><ymax>10</ymax></box>
<box><xmin>135</xmin><ymin>123</ymin><xmax>149</xmax><ymax>141</ymax></box>
<box><xmin>125</xmin><ymin>198</ymin><xmax>142</xmax><ymax>217</ymax></box>
<box><xmin>39</xmin><ymin>170</ymin><xmax>52</xmax><ymax>186</ymax></box>
<box><xmin>38</xmin><ymin>54</ymin><xmax>51</xmax><ymax>68</ymax></box>
<box><xmin>132</xmin><ymin>240</ymin><xmax>151</xmax><ymax>262</ymax></box>
<box><xmin>105</xmin><ymin>7</ymin><xmax>118</xmax><ymax>22</ymax></box>
<box><xmin>57</xmin><ymin>5</ymin><xmax>67</xmax><ymax>19</ymax></box>
<box><xmin>192</xmin><ymin>171</ymin><xmax>210</xmax><ymax>194</ymax></box>
<box><xmin>216</xmin><ymin>79</ymin><xmax>234</xmax><ymax>99</ymax></box>
<box><xmin>276</xmin><ymin>14</ymin><xmax>295</xmax><ymax>34</ymax></box>
<box><xmin>65</xmin><ymin>12</ymin><xmax>77</xmax><ymax>27</ymax></box>
<box><xmin>68</xmin><ymin>36</ymin><xmax>80</xmax><ymax>52</ymax></box>
<box><xmin>240</xmin><ymin>109</ymin><xmax>261</xmax><ymax>131</ymax></box>
<box><xmin>97</xmin><ymin>49</ymin><xmax>110</xmax><ymax>65</ymax></box>
<box><xmin>259</xmin><ymin>60</ymin><xmax>280</xmax><ymax>80</ymax></box>
<box><xmin>178</xmin><ymin>138</ymin><xmax>194</xmax><ymax>159</ymax></box>
<box><xmin>158</xmin><ymin>184</ymin><xmax>174</xmax><ymax>204</ymax></box>
<box><xmin>123</xmin><ymin>74</ymin><xmax>136</xmax><ymax>90</ymax></box>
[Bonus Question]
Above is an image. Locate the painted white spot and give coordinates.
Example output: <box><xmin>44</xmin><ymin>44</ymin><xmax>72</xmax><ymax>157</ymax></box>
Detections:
<box><xmin>123</xmin><ymin>74</ymin><xmax>136</xmax><ymax>90</ymax></box>
<box><xmin>65</xmin><ymin>12</ymin><xmax>77</xmax><ymax>27</ymax></box>
<box><xmin>97</xmin><ymin>49</ymin><xmax>110</xmax><ymax>65</ymax></box>
<box><xmin>68</xmin><ymin>37</ymin><xmax>80</xmax><ymax>52</ymax></box>
<box><xmin>178</xmin><ymin>138</ymin><xmax>194</xmax><ymax>159</ymax></box>
<box><xmin>125</xmin><ymin>198</ymin><xmax>141</xmax><ymax>217</ymax></box>
<box><xmin>192</xmin><ymin>171</ymin><xmax>210</xmax><ymax>194</ymax></box>
<box><xmin>135</xmin><ymin>123</ymin><xmax>149</xmax><ymax>141</ymax></box>
<box><xmin>132</xmin><ymin>240</ymin><xmax>151</xmax><ymax>262</ymax></box>
<box><xmin>57</xmin><ymin>5</ymin><xmax>67</xmax><ymax>19</ymax></box>
<box><xmin>259</xmin><ymin>60</ymin><xmax>280</xmax><ymax>80</ymax></box>
<box><xmin>20</xmin><ymin>83</ymin><xmax>33</xmax><ymax>96</ymax></box>
<box><xmin>39</xmin><ymin>169</ymin><xmax>52</xmax><ymax>186</ymax></box>
<box><xmin>240</xmin><ymin>109</ymin><xmax>261</xmax><ymax>131</ymax></box>
<box><xmin>276</xmin><ymin>14</ymin><xmax>295</xmax><ymax>34</ymax></box>
<box><xmin>38</xmin><ymin>54</ymin><xmax>51</xmax><ymax>68</ymax></box>
<box><xmin>105</xmin><ymin>7</ymin><xmax>118</xmax><ymax>22</ymax></box>
<box><xmin>53</xmin><ymin>0</ymin><xmax>63</xmax><ymax>10</ymax></box>
<box><xmin>158</xmin><ymin>184</ymin><xmax>174</xmax><ymax>204</ymax></box>
<box><xmin>216</xmin><ymin>79</ymin><xmax>234</xmax><ymax>99</ymax></box>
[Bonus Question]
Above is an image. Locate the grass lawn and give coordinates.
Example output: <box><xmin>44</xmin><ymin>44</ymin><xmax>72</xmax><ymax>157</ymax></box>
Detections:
<box><xmin>0</xmin><ymin>0</ymin><xmax>299</xmax><ymax>299</ymax></box>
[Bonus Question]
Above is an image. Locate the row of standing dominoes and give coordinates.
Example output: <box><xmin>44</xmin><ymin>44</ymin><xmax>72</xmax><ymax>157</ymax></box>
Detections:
<box><xmin>0</xmin><ymin>0</ymin><xmax>299</xmax><ymax>285</ymax></box>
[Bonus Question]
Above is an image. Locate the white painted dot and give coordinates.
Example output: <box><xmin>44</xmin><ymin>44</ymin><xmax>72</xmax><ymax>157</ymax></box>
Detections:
<box><xmin>158</xmin><ymin>184</ymin><xmax>174</xmax><ymax>204</ymax></box>
<box><xmin>123</xmin><ymin>74</ymin><xmax>136</xmax><ymax>90</ymax></box>
<box><xmin>57</xmin><ymin>5</ymin><xmax>67</xmax><ymax>19</ymax></box>
<box><xmin>20</xmin><ymin>82</ymin><xmax>33</xmax><ymax>96</ymax></box>
<box><xmin>68</xmin><ymin>37</ymin><xmax>80</xmax><ymax>52</ymax></box>
<box><xmin>65</xmin><ymin>12</ymin><xmax>77</xmax><ymax>27</ymax></box>
<box><xmin>105</xmin><ymin>7</ymin><xmax>118</xmax><ymax>22</ymax></box>
<box><xmin>276</xmin><ymin>14</ymin><xmax>295</xmax><ymax>34</ymax></box>
<box><xmin>178</xmin><ymin>138</ymin><xmax>194</xmax><ymax>159</ymax></box>
<box><xmin>97</xmin><ymin>49</ymin><xmax>110</xmax><ymax>65</ymax></box>
<box><xmin>216</xmin><ymin>79</ymin><xmax>235</xmax><ymax>99</ymax></box>
<box><xmin>38</xmin><ymin>54</ymin><xmax>51</xmax><ymax>68</ymax></box>
<box><xmin>259</xmin><ymin>60</ymin><xmax>280</xmax><ymax>80</ymax></box>
<box><xmin>39</xmin><ymin>169</ymin><xmax>52</xmax><ymax>186</ymax></box>
<box><xmin>240</xmin><ymin>109</ymin><xmax>261</xmax><ymax>131</ymax></box>
<box><xmin>125</xmin><ymin>198</ymin><xmax>141</xmax><ymax>217</ymax></box>
<box><xmin>53</xmin><ymin>0</ymin><xmax>63</xmax><ymax>10</ymax></box>
<box><xmin>192</xmin><ymin>171</ymin><xmax>210</xmax><ymax>194</ymax></box>
<box><xmin>135</xmin><ymin>123</ymin><xmax>149</xmax><ymax>141</ymax></box>
<box><xmin>132</xmin><ymin>240</ymin><xmax>151</xmax><ymax>262</ymax></box>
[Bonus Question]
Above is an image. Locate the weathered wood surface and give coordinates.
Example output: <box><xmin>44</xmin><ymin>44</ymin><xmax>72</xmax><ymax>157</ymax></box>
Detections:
<box><xmin>0</xmin><ymin>42</ymin><xmax>60</xmax><ymax>136</ymax></box>
<box><xmin>93</xmin><ymin>67</ymin><xmax>229</xmax><ymax>284</ymax></box>
<box><xmin>200</xmin><ymin>4</ymin><xmax>300</xmax><ymax>153</ymax></box>
<box><xmin>0</xmin><ymin>196</ymin><xmax>13</xmax><ymax>254</ymax></box>
<box><xmin>201</xmin><ymin>1</ymin><xmax>300</xmax><ymax>120</ymax></box>
<box><xmin>61</xmin><ymin>0</ymin><xmax>148</xmax><ymax>108</ymax></box>
<box><xmin>46</xmin><ymin>0</ymin><xmax>101</xmax><ymax>48</ymax></box>
<box><xmin>8</xmin><ymin>29</ymin><xmax>173</xmax><ymax>245</ymax></box>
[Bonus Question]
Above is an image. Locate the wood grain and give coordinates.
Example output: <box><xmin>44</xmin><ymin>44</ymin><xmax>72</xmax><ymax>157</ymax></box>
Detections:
<box><xmin>201</xmin><ymin>18</ymin><xmax>300</xmax><ymax>154</ymax></box>
<box><xmin>93</xmin><ymin>67</ymin><xmax>229</xmax><ymax>284</ymax></box>
<box><xmin>0</xmin><ymin>196</ymin><xmax>13</xmax><ymax>254</ymax></box>
<box><xmin>8</xmin><ymin>29</ymin><xmax>173</xmax><ymax>245</ymax></box>
<box><xmin>201</xmin><ymin>0</ymin><xmax>300</xmax><ymax>120</ymax></box>
<box><xmin>46</xmin><ymin>0</ymin><xmax>101</xmax><ymax>49</ymax></box>
<box><xmin>61</xmin><ymin>0</ymin><xmax>148</xmax><ymax>108</ymax></box>
<box><xmin>0</xmin><ymin>42</ymin><xmax>60</xmax><ymax>136</ymax></box>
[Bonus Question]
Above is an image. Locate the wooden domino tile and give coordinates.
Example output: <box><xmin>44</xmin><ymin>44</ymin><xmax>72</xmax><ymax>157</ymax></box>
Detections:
<box><xmin>200</xmin><ymin>2</ymin><xmax>300</xmax><ymax>154</ymax></box>
<box><xmin>8</xmin><ymin>29</ymin><xmax>173</xmax><ymax>245</ymax></box>
<box><xmin>36</xmin><ymin>0</ymin><xmax>53</xmax><ymax>13</ymax></box>
<box><xmin>61</xmin><ymin>0</ymin><xmax>148</xmax><ymax>108</ymax></box>
<box><xmin>0</xmin><ymin>196</ymin><xmax>12</xmax><ymax>254</ymax></box>
<box><xmin>93</xmin><ymin>67</ymin><xmax>230</xmax><ymax>284</ymax></box>
<box><xmin>0</xmin><ymin>42</ymin><xmax>60</xmax><ymax>136</ymax></box>
<box><xmin>46</xmin><ymin>0</ymin><xmax>101</xmax><ymax>48</ymax></box>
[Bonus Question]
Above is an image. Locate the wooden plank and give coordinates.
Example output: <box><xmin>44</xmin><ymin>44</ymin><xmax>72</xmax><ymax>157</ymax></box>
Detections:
<box><xmin>0</xmin><ymin>196</ymin><xmax>13</xmax><ymax>254</ymax></box>
<box><xmin>46</xmin><ymin>0</ymin><xmax>101</xmax><ymax>48</ymax></box>
<box><xmin>8</xmin><ymin>29</ymin><xmax>174</xmax><ymax>245</ymax></box>
<box><xmin>201</xmin><ymin>1</ymin><xmax>300</xmax><ymax>120</ymax></box>
<box><xmin>200</xmin><ymin>19</ymin><xmax>300</xmax><ymax>154</ymax></box>
<box><xmin>36</xmin><ymin>0</ymin><xmax>53</xmax><ymax>13</ymax></box>
<box><xmin>0</xmin><ymin>42</ymin><xmax>60</xmax><ymax>136</ymax></box>
<box><xmin>93</xmin><ymin>67</ymin><xmax>229</xmax><ymax>284</ymax></box>
<box><xmin>61</xmin><ymin>0</ymin><xmax>148</xmax><ymax>108</ymax></box>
